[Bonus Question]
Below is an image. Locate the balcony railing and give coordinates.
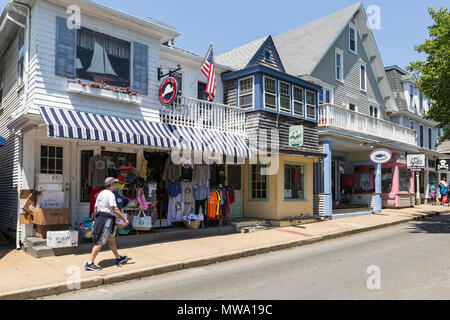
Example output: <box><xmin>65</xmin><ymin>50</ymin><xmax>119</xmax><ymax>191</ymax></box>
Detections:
<box><xmin>160</xmin><ymin>96</ymin><xmax>246</xmax><ymax>136</ymax></box>
<box><xmin>319</xmin><ymin>104</ymin><xmax>417</xmax><ymax>146</ymax></box>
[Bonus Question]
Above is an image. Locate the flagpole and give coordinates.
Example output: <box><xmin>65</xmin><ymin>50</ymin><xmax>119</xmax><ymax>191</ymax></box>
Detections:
<box><xmin>201</xmin><ymin>43</ymin><xmax>213</xmax><ymax>67</ymax></box>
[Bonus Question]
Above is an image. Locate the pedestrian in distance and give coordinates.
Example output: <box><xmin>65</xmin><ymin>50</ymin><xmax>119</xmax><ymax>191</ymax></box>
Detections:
<box><xmin>440</xmin><ymin>183</ymin><xmax>448</xmax><ymax>206</ymax></box>
<box><xmin>85</xmin><ymin>177</ymin><xmax>130</xmax><ymax>271</ymax></box>
<box><xmin>429</xmin><ymin>183</ymin><xmax>437</xmax><ymax>206</ymax></box>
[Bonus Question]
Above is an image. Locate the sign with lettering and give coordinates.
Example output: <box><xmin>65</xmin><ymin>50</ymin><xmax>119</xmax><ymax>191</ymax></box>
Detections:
<box><xmin>370</xmin><ymin>149</ymin><xmax>392</xmax><ymax>164</ymax></box>
<box><xmin>289</xmin><ymin>126</ymin><xmax>304</xmax><ymax>148</ymax></box>
<box><xmin>407</xmin><ymin>154</ymin><xmax>426</xmax><ymax>171</ymax></box>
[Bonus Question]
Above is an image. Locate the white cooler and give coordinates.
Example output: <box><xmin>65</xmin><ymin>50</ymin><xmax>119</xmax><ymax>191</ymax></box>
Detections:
<box><xmin>46</xmin><ymin>230</ymin><xmax>78</xmax><ymax>248</ymax></box>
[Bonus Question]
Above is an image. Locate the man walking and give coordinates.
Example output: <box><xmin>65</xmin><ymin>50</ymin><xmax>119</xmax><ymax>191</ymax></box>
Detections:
<box><xmin>85</xmin><ymin>177</ymin><xmax>130</xmax><ymax>271</ymax></box>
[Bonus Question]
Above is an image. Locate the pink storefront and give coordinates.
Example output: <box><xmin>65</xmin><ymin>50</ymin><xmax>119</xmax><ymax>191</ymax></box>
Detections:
<box><xmin>381</xmin><ymin>153</ymin><xmax>415</xmax><ymax>208</ymax></box>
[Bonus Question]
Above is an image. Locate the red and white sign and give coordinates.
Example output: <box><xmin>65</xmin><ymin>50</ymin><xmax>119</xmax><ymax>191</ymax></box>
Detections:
<box><xmin>159</xmin><ymin>77</ymin><xmax>178</xmax><ymax>105</ymax></box>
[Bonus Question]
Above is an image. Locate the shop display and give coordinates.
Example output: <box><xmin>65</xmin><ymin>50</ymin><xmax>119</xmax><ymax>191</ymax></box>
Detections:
<box><xmin>132</xmin><ymin>209</ymin><xmax>152</xmax><ymax>231</ymax></box>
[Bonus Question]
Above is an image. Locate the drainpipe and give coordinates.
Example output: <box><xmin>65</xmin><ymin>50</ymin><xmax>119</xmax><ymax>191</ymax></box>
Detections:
<box><xmin>6</xmin><ymin>0</ymin><xmax>31</xmax><ymax>249</ymax></box>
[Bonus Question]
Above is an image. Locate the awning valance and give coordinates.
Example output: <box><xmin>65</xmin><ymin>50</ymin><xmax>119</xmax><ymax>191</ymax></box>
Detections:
<box><xmin>40</xmin><ymin>106</ymin><xmax>251</xmax><ymax>158</ymax></box>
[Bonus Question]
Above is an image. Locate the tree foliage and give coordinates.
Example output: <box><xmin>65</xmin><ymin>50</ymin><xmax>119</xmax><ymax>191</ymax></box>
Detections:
<box><xmin>407</xmin><ymin>7</ymin><xmax>450</xmax><ymax>144</ymax></box>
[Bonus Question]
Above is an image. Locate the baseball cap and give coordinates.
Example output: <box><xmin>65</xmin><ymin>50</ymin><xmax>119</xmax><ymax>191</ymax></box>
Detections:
<box><xmin>105</xmin><ymin>177</ymin><xmax>119</xmax><ymax>187</ymax></box>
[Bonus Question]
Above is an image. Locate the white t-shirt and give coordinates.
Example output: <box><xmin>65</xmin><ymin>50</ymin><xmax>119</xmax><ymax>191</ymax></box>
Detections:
<box><xmin>95</xmin><ymin>190</ymin><xmax>117</xmax><ymax>216</ymax></box>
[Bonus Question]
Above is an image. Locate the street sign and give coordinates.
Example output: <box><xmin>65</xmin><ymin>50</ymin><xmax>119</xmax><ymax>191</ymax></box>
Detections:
<box><xmin>407</xmin><ymin>154</ymin><xmax>425</xmax><ymax>172</ymax></box>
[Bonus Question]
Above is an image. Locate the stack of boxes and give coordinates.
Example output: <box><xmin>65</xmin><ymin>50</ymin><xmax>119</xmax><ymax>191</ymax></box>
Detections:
<box><xmin>20</xmin><ymin>174</ymin><xmax>76</xmax><ymax>246</ymax></box>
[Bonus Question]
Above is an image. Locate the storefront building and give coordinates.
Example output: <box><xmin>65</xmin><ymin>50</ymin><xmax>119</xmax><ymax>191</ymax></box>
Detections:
<box><xmin>0</xmin><ymin>0</ymin><xmax>250</xmax><ymax>245</ymax></box>
<box><xmin>217</xmin><ymin>36</ymin><xmax>326</xmax><ymax>220</ymax></box>
<box><xmin>385</xmin><ymin>65</ymin><xmax>443</xmax><ymax>204</ymax></box>
<box><xmin>270</xmin><ymin>3</ymin><xmax>420</xmax><ymax>218</ymax></box>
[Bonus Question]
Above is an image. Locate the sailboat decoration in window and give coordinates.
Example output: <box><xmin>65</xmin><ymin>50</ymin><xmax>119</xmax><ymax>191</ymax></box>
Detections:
<box><xmin>87</xmin><ymin>40</ymin><xmax>118</xmax><ymax>82</ymax></box>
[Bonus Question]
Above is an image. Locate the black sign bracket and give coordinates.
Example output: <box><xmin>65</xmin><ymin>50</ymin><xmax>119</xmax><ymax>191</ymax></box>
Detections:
<box><xmin>158</xmin><ymin>64</ymin><xmax>182</xmax><ymax>81</ymax></box>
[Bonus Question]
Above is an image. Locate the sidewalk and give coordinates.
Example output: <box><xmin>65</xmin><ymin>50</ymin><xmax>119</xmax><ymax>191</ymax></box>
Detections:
<box><xmin>1</xmin><ymin>205</ymin><xmax>449</xmax><ymax>300</ymax></box>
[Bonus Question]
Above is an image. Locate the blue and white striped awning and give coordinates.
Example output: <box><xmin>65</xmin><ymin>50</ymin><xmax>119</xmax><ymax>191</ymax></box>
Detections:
<box><xmin>40</xmin><ymin>106</ymin><xmax>251</xmax><ymax>158</ymax></box>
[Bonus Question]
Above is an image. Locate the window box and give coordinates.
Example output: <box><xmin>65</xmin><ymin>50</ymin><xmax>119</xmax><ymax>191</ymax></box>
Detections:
<box><xmin>67</xmin><ymin>81</ymin><xmax>142</xmax><ymax>105</ymax></box>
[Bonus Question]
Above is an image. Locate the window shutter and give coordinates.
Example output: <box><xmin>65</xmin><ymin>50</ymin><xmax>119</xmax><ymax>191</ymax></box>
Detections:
<box><xmin>55</xmin><ymin>16</ymin><xmax>76</xmax><ymax>78</ymax></box>
<box><xmin>132</xmin><ymin>42</ymin><xmax>148</xmax><ymax>95</ymax></box>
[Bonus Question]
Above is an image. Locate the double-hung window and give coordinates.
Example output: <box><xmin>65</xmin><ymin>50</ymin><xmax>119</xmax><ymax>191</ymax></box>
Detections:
<box><xmin>335</xmin><ymin>48</ymin><xmax>344</xmax><ymax>82</ymax></box>
<box><xmin>419</xmin><ymin>92</ymin><xmax>424</xmax><ymax>111</ymax></box>
<box><xmin>279</xmin><ymin>81</ymin><xmax>291</xmax><ymax>113</ymax></box>
<box><xmin>360</xmin><ymin>64</ymin><xmax>367</xmax><ymax>92</ymax></box>
<box><xmin>409</xmin><ymin>85</ymin><xmax>414</xmax><ymax>109</ymax></box>
<box><xmin>250</xmin><ymin>164</ymin><xmax>268</xmax><ymax>200</ymax></box>
<box><xmin>264</xmin><ymin>76</ymin><xmax>277</xmax><ymax>110</ymax></box>
<box><xmin>238</xmin><ymin>77</ymin><xmax>253</xmax><ymax>109</ymax></box>
<box><xmin>306</xmin><ymin>90</ymin><xmax>316</xmax><ymax>120</ymax></box>
<box><xmin>370</xmin><ymin>105</ymin><xmax>379</xmax><ymax>118</ymax></box>
<box><xmin>319</xmin><ymin>87</ymin><xmax>333</xmax><ymax>105</ymax></box>
<box><xmin>349</xmin><ymin>24</ymin><xmax>357</xmax><ymax>54</ymax></box>
<box><xmin>419</xmin><ymin>125</ymin><xmax>424</xmax><ymax>148</ymax></box>
<box><xmin>428</xmin><ymin>128</ymin><xmax>433</xmax><ymax>150</ymax></box>
<box><xmin>293</xmin><ymin>86</ymin><xmax>304</xmax><ymax>117</ymax></box>
<box><xmin>410</xmin><ymin>120</ymin><xmax>415</xmax><ymax>130</ymax></box>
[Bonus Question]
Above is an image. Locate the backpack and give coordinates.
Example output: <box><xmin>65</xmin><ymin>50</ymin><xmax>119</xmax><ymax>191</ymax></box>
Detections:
<box><xmin>441</xmin><ymin>186</ymin><xmax>447</xmax><ymax>196</ymax></box>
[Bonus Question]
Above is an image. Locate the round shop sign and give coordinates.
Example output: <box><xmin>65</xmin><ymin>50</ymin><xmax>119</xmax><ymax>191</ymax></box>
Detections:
<box><xmin>370</xmin><ymin>148</ymin><xmax>392</xmax><ymax>164</ymax></box>
<box><xmin>159</xmin><ymin>77</ymin><xmax>178</xmax><ymax>105</ymax></box>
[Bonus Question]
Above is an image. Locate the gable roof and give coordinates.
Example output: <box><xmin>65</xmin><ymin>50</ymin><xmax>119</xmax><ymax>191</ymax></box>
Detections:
<box><xmin>273</xmin><ymin>3</ymin><xmax>361</xmax><ymax>76</ymax></box>
<box><xmin>216</xmin><ymin>35</ymin><xmax>285</xmax><ymax>72</ymax></box>
<box><xmin>216</xmin><ymin>36</ymin><xmax>269</xmax><ymax>70</ymax></box>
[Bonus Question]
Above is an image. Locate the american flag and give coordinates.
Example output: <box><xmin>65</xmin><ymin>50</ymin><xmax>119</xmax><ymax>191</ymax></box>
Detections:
<box><xmin>201</xmin><ymin>44</ymin><xmax>216</xmax><ymax>101</ymax></box>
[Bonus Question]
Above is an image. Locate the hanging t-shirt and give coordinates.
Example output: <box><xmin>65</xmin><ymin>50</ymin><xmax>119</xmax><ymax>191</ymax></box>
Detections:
<box><xmin>88</xmin><ymin>155</ymin><xmax>108</xmax><ymax>188</ymax></box>
<box><xmin>167</xmin><ymin>194</ymin><xmax>184</xmax><ymax>226</ymax></box>
<box><xmin>181</xmin><ymin>181</ymin><xmax>194</xmax><ymax>203</ymax></box>
<box><xmin>181</xmin><ymin>164</ymin><xmax>194</xmax><ymax>182</ymax></box>
<box><xmin>89</xmin><ymin>188</ymin><xmax>104</xmax><ymax>218</ymax></box>
<box><xmin>193</xmin><ymin>164</ymin><xmax>210</xmax><ymax>187</ymax></box>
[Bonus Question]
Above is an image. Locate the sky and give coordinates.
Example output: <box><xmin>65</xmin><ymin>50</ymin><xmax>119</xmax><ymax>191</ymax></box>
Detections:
<box><xmin>1</xmin><ymin>0</ymin><xmax>447</xmax><ymax>70</ymax></box>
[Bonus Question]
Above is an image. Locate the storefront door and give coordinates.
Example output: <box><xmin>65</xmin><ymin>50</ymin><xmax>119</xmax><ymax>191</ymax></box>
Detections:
<box><xmin>226</xmin><ymin>165</ymin><xmax>243</xmax><ymax>218</ymax></box>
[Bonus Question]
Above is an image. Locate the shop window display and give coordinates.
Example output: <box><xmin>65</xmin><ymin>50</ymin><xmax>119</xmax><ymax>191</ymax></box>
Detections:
<box><xmin>399</xmin><ymin>168</ymin><xmax>411</xmax><ymax>192</ymax></box>
<box><xmin>353</xmin><ymin>166</ymin><xmax>375</xmax><ymax>193</ymax></box>
<box><xmin>382</xmin><ymin>168</ymin><xmax>393</xmax><ymax>194</ymax></box>
<box><xmin>284</xmin><ymin>164</ymin><xmax>305</xmax><ymax>200</ymax></box>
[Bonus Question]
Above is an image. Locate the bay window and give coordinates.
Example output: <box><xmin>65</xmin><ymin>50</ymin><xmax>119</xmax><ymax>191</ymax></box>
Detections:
<box><xmin>238</xmin><ymin>77</ymin><xmax>253</xmax><ymax>109</ymax></box>
<box><xmin>264</xmin><ymin>76</ymin><xmax>277</xmax><ymax>110</ymax></box>
<box><xmin>293</xmin><ymin>86</ymin><xmax>304</xmax><ymax>117</ymax></box>
<box><xmin>306</xmin><ymin>90</ymin><xmax>316</xmax><ymax>120</ymax></box>
<box><xmin>279</xmin><ymin>81</ymin><xmax>291</xmax><ymax>113</ymax></box>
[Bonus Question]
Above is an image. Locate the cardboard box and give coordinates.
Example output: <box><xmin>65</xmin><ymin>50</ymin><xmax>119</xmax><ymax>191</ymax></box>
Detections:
<box><xmin>37</xmin><ymin>191</ymin><xmax>65</xmax><ymax>209</ymax></box>
<box><xmin>32</xmin><ymin>208</ymin><xmax>71</xmax><ymax>226</ymax></box>
<box><xmin>20</xmin><ymin>213</ymin><xmax>34</xmax><ymax>225</ymax></box>
<box><xmin>34</xmin><ymin>224</ymin><xmax>69</xmax><ymax>239</ymax></box>
<box><xmin>22</xmin><ymin>191</ymin><xmax>38</xmax><ymax>215</ymax></box>
<box><xmin>46</xmin><ymin>230</ymin><xmax>78</xmax><ymax>248</ymax></box>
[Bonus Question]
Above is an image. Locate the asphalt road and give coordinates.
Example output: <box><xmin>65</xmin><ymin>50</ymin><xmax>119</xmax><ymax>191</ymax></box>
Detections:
<box><xmin>42</xmin><ymin>215</ymin><xmax>450</xmax><ymax>300</ymax></box>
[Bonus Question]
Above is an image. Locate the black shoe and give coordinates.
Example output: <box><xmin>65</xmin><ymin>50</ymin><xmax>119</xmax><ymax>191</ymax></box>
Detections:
<box><xmin>85</xmin><ymin>262</ymin><xmax>102</xmax><ymax>271</ymax></box>
<box><xmin>116</xmin><ymin>256</ymin><xmax>128</xmax><ymax>266</ymax></box>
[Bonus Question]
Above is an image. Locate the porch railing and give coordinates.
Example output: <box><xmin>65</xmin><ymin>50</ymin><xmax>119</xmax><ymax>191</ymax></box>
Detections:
<box><xmin>160</xmin><ymin>96</ymin><xmax>246</xmax><ymax>136</ymax></box>
<box><xmin>319</xmin><ymin>104</ymin><xmax>417</xmax><ymax>146</ymax></box>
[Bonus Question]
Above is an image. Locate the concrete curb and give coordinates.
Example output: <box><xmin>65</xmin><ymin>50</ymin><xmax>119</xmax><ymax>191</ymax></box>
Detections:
<box><xmin>1</xmin><ymin>210</ymin><xmax>448</xmax><ymax>300</ymax></box>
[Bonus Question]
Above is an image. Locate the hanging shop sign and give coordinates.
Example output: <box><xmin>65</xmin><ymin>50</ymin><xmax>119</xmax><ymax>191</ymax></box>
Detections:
<box><xmin>407</xmin><ymin>154</ymin><xmax>426</xmax><ymax>171</ymax></box>
<box><xmin>370</xmin><ymin>148</ymin><xmax>392</xmax><ymax>164</ymax></box>
<box><xmin>289</xmin><ymin>126</ymin><xmax>304</xmax><ymax>148</ymax></box>
<box><xmin>437</xmin><ymin>159</ymin><xmax>450</xmax><ymax>172</ymax></box>
<box><xmin>159</xmin><ymin>77</ymin><xmax>178</xmax><ymax>105</ymax></box>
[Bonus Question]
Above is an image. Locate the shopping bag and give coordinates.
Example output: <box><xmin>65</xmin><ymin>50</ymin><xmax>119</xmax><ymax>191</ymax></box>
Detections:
<box><xmin>116</xmin><ymin>212</ymin><xmax>128</xmax><ymax>228</ymax></box>
<box><xmin>132</xmin><ymin>209</ymin><xmax>152</xmax><ymax>231</ymax></box>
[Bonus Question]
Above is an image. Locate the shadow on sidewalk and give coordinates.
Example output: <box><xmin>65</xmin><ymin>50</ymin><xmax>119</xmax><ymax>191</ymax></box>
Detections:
<box><xmin>0</xmin><ymin>245</ymin><xmax>15</xmax><ymax>260</ymax></box>
<box><xmin>407</xmin><ymin>215</ymin><xmax>450</xmax><ymax>234</ymax></box>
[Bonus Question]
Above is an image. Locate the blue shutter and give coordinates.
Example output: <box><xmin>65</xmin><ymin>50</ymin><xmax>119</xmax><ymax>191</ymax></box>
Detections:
<box><xmin>132</xmin><ymin>42</ymin><xmax>148</xmax><ymax>95</ymax></box>
<box><xmin>55</xmin><ymin>16</ymin><xmax>76</xmax><ymax>78</ymax></box>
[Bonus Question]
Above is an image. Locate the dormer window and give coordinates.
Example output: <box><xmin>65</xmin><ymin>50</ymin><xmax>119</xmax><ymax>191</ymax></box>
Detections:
<box><xmin>264</xmin><ymin>76</ymin><xmax>277</xmax><ymax>110</ymax></box>
<box><xmin>349</xmin><ymin>24</ymin><xmax>357</xmax><ymax>54</ymax></box>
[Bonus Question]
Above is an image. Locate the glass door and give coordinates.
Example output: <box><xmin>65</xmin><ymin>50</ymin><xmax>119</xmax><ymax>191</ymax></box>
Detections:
<box><xmin>226</xmin><ymin>165</ymin><xmax>243</xmax><ymax>218</ymax></box>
